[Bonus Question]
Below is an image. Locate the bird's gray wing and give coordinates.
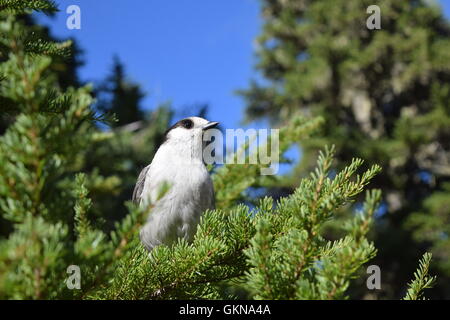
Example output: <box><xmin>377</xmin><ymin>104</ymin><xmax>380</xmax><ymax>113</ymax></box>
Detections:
<box><xmin>132</xmin><ymin>165</ymin><xmax>150</xmax><ymax>204</ymax></box>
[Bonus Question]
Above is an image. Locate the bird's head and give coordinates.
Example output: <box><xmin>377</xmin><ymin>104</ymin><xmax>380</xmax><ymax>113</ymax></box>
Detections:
<box><xmin>162</xmin><ymin>117</ymin><xmax>219</xmax><ymax>161</ymax></box>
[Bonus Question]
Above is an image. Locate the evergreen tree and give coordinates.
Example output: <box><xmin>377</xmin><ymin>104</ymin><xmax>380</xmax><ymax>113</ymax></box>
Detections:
<box><xmin>239</xmin><ymin>0</ymin><xmax>450</xmax><ymax>298</ymax></box>
<box><xmin>0</xmin><ymin>11</ymin><xmax>82</xmax><ymax>134</ymax></box>
<box><xmin>0</xmin><ymin>0</ymin><xmax>103</xmax><ymax>298</ymax></box>
<box><xmin>96</xmin><ymin>56</ymin><xmax>145</xmax><ymax>128</ymax></box>
<box><xmin>0</xmin><ymin>0</ymin><xmax>168</xmax><ymax>298</ymax></box>
<box><xmin>0</xmin><ymin>0</ymin><xmax>436</xmax><ymax>300</ymax></box>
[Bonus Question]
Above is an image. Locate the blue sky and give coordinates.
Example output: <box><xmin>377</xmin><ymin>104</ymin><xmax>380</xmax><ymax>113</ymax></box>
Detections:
<box><xmin>35</xmin><ymin>0</ymin><xmax>450</xmax><ymax>130</ymax></box>
<box><xmin>35</xmin><ymin>0</ymin><xmax>262</xmax><ymax>130</ymax></box>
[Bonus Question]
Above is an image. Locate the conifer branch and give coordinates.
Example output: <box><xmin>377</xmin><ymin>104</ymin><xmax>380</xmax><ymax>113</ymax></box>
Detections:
<box><xmin>404</xmin><ymin>253</ymin><xmax>436</xmax><ymax>300</ymax></box>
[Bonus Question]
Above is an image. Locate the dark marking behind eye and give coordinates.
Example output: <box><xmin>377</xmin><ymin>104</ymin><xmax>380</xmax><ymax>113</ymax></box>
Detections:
<box><xmin>162</xmin><ymin>118</ymin><xmax>195</xmax><ymax>144</ymax></box>
<box><xmin>181</xmin><ymin>119</ymin><xmax>193</xmax><ymax>129</ymax></box>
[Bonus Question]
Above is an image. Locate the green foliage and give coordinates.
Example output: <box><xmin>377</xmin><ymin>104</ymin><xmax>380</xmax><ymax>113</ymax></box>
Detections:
<box><xmin>73</xmin><ymin>173</ymin><xmax>93</xmax><ymax>237</ymax></box>
<box><xmin>213</xmin><ymin>116</ymin><xmax>323</xmax><ymax>209</ymax></box>
<box><xmin>0</xmin><ymin>0</ymin><xmax>58</xmax><ymax>15</ymax></box>
<box><xmin>95</xmin><ymin>56</ymin><xmax>146</xmax><ymax>128</ymax></box>
<box><xmin>239</xmin><ymin>0</ymin><xmax>450</xmax><ymax>298</ymax></box>
<box><xmin>0</xmin><ymin>0</ymin><xmax>165</xmax><ymax>299</ymax></box>
<box><xmin>244</xmin><ymin>149</ymin><xmax>381</xmax><ymax>300</ymax></box>
<box><xmin>90</xmin><ymin>144</ymin><xmax>382</xmax><ymax>300</ymax></box>
<box><xmin>0</xmin><ymin>214</ymin><xmax>69</xmax><ymax>299</ymax></box>
<box><xmin>404</xmin><ymin>253</ymin><xmax>436</xmax><ymax>300</ymax></box>
<box><xmin>406</xmin><ymin>182</ymin><xmax>450</xmax><ymax>273</ymax></box>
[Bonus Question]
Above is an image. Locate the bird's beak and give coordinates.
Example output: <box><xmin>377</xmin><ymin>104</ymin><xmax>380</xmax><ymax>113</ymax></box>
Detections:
<box><xmin>202</xmin><ymin>121</ymin><xmax>219</xmax><ymax>130</ymax></box>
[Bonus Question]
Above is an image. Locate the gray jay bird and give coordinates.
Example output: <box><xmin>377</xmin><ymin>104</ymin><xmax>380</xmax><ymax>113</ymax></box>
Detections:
<box><xmin>132</xmin><ymin>117</ymin><xmax>219</xmax><ymax>251</ymax></box>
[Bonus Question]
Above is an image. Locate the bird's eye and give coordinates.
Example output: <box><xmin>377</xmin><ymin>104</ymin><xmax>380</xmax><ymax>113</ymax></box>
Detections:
<box><xmin>182</xmin><ymin>119</ymin><xmax>193</xmax><ymax>129</ymax></box>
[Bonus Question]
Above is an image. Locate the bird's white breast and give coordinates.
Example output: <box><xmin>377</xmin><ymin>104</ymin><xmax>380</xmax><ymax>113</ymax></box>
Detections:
<box><xmin>139</xmin><ymin>144</ymin><xmax>214</xmax><ymax>251</ymax></box>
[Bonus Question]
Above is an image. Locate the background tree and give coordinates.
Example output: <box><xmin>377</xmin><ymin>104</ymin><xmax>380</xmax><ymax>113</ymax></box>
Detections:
<box><xmin>0</xmin><ymin>0</ymin><xmax>170</xmax><ymax>297</ymax></box>
<box><xmin>95</xmin><ymin>56</ymin><xmax>145</xmax><ymax>128</ymax></box>
<box><xmin>0</xmin><ymin>12</ymin><xmax>82</xmax><ymax>134</ymax></box>
<box><xmin>238</xmin><ymin>0</ymin><xmax>450</xmax><ymax>298</ymax></box>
